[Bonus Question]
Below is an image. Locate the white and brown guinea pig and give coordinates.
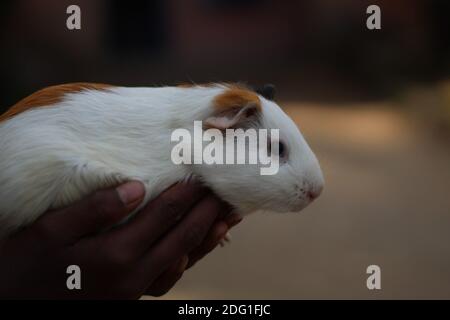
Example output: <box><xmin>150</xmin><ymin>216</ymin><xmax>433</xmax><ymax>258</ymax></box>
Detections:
<box><xmin>0</xmin><ymin>83</ymin><xmax>324</xmax><ymax>237</ymax></box>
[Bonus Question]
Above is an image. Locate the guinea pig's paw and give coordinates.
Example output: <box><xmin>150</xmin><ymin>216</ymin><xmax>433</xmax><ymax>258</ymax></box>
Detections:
<box><xmin>219</xmin><ymin>232</ymin><xmax>232</xmax><ymax>247</ymax></box>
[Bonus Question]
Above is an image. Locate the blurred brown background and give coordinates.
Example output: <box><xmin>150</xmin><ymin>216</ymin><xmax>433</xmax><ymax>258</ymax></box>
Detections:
<box><xmin>1</xmin><ymin>0</ymin><xmax>449</xmax><ymax>299</ymax></box>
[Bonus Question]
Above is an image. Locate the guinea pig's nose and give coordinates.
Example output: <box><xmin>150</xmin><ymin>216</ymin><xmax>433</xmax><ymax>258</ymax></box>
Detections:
<box><xmin>307</xmin><ymin>185</ymin><xmax>323</xmax><ymax>201</ymax></box>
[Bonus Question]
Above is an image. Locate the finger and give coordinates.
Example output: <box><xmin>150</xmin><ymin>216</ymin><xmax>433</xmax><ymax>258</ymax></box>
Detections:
<box><xmin>223</xmin><ymin>213</ymin><xmax>243</xmax><ymax>228</ymax></box>
<box><xmin>137</xmin><ymin>195</ymin><xmax>228</xmax><ymax>283</ymax></box>
<box><xmin>187</xmin><ymin>221</ymin><xmax>229</xmax><ymax>269</ymax></box>
<box><xmin>145</xmin><ymin>255</ymin><xmax>189</xmax><ymax>297</ymax></box>
<box><xmin>187</xmin><ymin>213</ymin><xmax>242</xmax><ymax>269</ymax></box>
<box><xmin>104</xmin><ymin>182</ymin><xmax>210</xmax><ymax>257</ymax></box>
<box><xmin>33</xmin><ymin>181</ymin><xmax>145</xmax><ymax>243</ymax></box>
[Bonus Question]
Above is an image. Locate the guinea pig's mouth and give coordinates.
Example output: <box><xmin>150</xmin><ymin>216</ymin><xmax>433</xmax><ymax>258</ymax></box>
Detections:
<box><xmin>291</xmin><ymin>192</ymin><xmax>322</xmax><ymax>213</ymax></box>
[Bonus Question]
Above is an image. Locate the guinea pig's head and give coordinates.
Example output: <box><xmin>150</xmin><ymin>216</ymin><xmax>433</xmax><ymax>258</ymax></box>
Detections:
<box><xmin>192</xmin><ymin>84</ymin><xmax>324</xmax><ymax>215</ymax></box>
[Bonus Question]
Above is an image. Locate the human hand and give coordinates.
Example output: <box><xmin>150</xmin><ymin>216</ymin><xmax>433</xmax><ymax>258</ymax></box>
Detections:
<box><xmin>0</xmin><ymin>181</ymin><xmax>242</xmax><ymax>299</ymax></box>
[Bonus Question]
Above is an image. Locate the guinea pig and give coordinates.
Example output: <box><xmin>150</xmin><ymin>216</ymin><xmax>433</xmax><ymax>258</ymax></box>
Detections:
<box><xmin>0</xmin><ymin>82</ymin><xmax>324</xmax><ymax>237</ymax></box>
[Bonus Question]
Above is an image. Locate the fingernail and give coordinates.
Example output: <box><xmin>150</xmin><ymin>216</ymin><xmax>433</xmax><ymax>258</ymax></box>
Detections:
<box><xmin>178</xmin><ymin>255</ymin><xmax>189</xmax><ymax>273</ymax></box>
<box><xmin>116</xmin><ymin>181</ymin><xmax>145</xmax><ymax>206</ymax></box>
<box><xmin>215</xmin><ymin>224</ymin><xmax>229</xmax><ymax>247</ymax></box>
<box><xmin>217</xmin><ymin>230</ymin><xmax>229</xmax><ymax>244</ymax></box>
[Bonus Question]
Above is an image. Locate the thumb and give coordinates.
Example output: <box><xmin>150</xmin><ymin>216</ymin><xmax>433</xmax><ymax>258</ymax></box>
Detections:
<box><xmin>36</xmin><ymin>181</ymin><xmax>145</xmax><ymax>243</ymax></box>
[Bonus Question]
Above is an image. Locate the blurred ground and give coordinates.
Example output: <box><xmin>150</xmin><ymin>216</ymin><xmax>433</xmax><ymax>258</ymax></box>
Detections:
<box><xmin>151</xmin><ymin>101</ymin><xmax>450</xmax><ymax>299</ymax></box>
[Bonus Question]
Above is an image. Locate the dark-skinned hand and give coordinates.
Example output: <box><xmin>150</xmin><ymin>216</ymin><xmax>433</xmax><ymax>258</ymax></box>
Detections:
<box><xmin>0</xmin><ymin>181</ymin><xmax>242</xmax><ymax>299</ymax></box>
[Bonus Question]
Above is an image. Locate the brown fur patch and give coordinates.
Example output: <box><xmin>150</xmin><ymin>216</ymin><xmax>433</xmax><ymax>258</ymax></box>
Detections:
<box><xmin>0</xmin><ymin>83</ymin><xmax>113</xmax><ymax>122</ymax></box>
<box><xmin>213</xmin><ymin>86</ymin><xmax>261</xmax><ymax>113</ymax></box>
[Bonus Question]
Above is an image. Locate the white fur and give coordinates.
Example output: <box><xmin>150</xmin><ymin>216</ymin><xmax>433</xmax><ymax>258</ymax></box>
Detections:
<box><xmin>0</xmin><ymin>84</ymin><xmax>324</xmax><ymax>237</ymax></box>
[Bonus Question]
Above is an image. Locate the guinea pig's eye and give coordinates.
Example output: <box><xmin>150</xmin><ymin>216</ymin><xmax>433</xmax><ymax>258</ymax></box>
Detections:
<box><xmin>268</xmin><ymin>140</ymin><xmax>287</xmax><ymax>158</ymax></box>
<box><xmin>278</xmin><ymin>141</ymin><xmax>286</xmax><ymax>158</ymax></box>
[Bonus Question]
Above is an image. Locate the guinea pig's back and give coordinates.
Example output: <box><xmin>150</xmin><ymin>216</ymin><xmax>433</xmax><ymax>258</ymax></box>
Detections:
<box><xmin>0</xmin><ymin>84</ymin><xmax>176</xmax><ymax>235</ymax></box>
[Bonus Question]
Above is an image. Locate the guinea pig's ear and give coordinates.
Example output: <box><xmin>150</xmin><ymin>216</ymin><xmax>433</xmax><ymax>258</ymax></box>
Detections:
<box><xmin>204</xmin><ymin>103</ymin><xmax>259</xmax><ymax>130</ymax></box>
<box><xmin>255</xmin><ymin>84</ymin><xmax>276</xmax><ymax>100</ymax></box>
<box><xmin>205</xmin><ymin>88</ymin><xmax>261</xmax><ymax>130</ymax></box>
